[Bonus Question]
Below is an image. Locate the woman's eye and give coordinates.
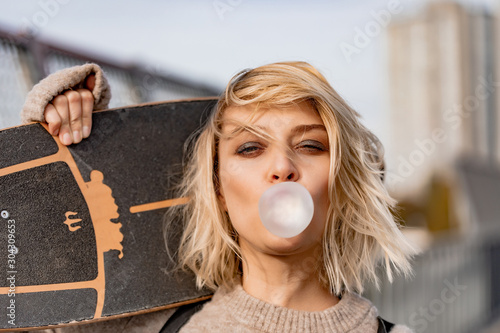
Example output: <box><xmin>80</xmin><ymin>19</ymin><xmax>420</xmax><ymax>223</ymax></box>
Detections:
<box><xmin>296</xmin><ymin>140</ymin><xmax>327</xmax><ymax>152</ymax></box>
<box><xmin>236</xmin><ymin>142</ymin><xmax>264</xmax><ymax>156</ymax></box>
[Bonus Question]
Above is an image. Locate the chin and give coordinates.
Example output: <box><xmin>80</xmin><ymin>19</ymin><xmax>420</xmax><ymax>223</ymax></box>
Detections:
<box><xmin>262</xmin><ymin>230</ymin><xmax>322</xmax><ymax>256</ymax></box>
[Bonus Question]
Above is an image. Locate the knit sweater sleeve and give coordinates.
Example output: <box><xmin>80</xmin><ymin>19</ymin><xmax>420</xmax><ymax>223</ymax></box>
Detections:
<box><xmin>21</xmin><ymin>63</ymin><xmax>111</xmax><ymax>124</ymax></box>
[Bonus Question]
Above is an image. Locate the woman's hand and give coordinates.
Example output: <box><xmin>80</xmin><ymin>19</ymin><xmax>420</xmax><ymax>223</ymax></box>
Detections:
<box><xmin>44</xmin><ymin>74</ymin><xmax>96</xmax><ymax>145</ymax></box>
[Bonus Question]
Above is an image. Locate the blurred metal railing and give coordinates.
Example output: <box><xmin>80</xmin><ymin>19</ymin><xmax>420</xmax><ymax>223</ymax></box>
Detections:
<box><xmin>0</xmin><ymin>32</ymin><xmax>34</xmax><ymax>129</ymax></box>
<box><xmin>0</xmin><ymin>29</ymin><xmax>219</xmax><ymax>129</ymax></box>
<box><xmin>364</xmin><ymin>232</ymin><xmax>500</xmax><ymax>333</ymax></box>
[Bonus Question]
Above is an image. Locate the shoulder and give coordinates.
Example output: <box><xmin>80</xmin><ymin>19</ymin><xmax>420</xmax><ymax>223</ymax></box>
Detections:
<box><xmin>350</xmin><ymin>293</ymin><xmax>414</xmax><ymax>333</ymax></box>
<box><xmin>179</xmin><ymin>287</ymin><xmax>238</xmax><ymax>332</ymax></box>
<box><xmin>391</xmin><ymin>324</ymin><xmax>415</xmax><ymax>333</ymax></box>
<box><xmin>377</xmin><ymin>314</ymin><xmax>414</xmax><ymax>333</ymax></box>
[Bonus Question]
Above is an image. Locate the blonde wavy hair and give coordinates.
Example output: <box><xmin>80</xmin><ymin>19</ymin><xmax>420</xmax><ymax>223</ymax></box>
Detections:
<box><xmin>167</xmin><ymin>61</ymin><xmax>416</xmax><ymax>294</ymax></box>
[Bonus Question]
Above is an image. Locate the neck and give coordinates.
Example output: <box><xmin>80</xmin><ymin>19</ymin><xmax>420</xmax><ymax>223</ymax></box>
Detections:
<box><xmin>239</xmin><ymin>242</ymin><xmax>339</xmax><ymax>311</ymax></box>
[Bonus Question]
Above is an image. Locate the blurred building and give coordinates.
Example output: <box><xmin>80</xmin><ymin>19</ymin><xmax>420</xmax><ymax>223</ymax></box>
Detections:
<box><xmin>0</xmin><ymin>28</ymin><xmax>219</xmax><ymax>129</ymax></box>
<box><xmin>386</xmin><ymin>2</ymin><xmax>497</xmax><ymax>199</ymax></box>
<box><xmin>371</xmin><ymin>2</ymin><xmax>500</xmax><ymax>333</ymax></box>
<box><xmin>385</xmin><ymin>1</ymin><xmax>500</xmax><ymax>234</ymax></box>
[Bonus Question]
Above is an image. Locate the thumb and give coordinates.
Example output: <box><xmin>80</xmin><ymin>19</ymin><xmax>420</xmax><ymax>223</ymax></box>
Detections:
<box><xmin>85</xmin><ymin>74</ymin><xmax>96</xmax><ymax>91</ymax></box>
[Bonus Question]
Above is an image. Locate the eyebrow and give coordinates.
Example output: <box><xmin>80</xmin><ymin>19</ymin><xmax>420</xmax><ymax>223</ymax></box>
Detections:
<box><xmin>226</xmin><ymin>123</ymin><xmax>327</xmax><ymax>138</ymax></box>
<box><xmin>290</xmin><ymin>124</ymin><xmax>327</xmax><ymax>135</ymax></box>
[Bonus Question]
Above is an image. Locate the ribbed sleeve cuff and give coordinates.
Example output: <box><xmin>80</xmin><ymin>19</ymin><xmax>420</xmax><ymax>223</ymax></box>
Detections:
<box><xmin>21</xmin><ymin>63</ymin><xmax>112</xmax><ymax>124</ymax></box>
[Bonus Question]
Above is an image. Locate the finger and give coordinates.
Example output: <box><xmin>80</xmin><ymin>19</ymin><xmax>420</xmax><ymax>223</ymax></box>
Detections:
<box><xmin>64</xmin><ymin>90</ymin><xmax>84</xmax><ymax>144</ymax></box>
<box><xmin>77</xmin><ymin>88</ymin><xmax>94</xmax><ymax>138</ymax></box>
<box><xmin>52</xmin><ymin>94</ymin><xmax>73</xmax><ymax>146</ymax></box>
<box><xmin>43</xmin><ymin>103</ymin><xmax>62</xmax><ymax>136</ymax></box>
<box><xmin>85</xmin><ymin>74</ymin><xmax>96</xmax><ymax>92</ymax></box>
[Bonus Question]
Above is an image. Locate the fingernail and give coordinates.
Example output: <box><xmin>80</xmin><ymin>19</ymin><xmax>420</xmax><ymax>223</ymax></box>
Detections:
<box><xmin>82</xmin><ymin>126</ymin><xmax>90</xmax><ymax>138</ymax></box>
<box><xmin>73</xmin><ymin>131</ymin><xmax>82</xmax><ymax>143</ymax></box>
<box><xmin>62</xmin><ymin>133</ymin><xmax>72</xmax><ymax>145</ymax></box>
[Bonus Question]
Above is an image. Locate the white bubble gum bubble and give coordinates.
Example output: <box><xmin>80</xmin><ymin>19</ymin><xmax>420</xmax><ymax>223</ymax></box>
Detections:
<box><xmin>258</xmin><ymin>182</ymin><xmax>314</xmax><ymax>238</ymax></box>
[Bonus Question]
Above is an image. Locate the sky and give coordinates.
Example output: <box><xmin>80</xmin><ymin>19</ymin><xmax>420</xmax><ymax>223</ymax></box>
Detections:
<box><xmin>0</xmin><ymin>0</ymin><xmax>497</xmax><ymax>144</ymax></box>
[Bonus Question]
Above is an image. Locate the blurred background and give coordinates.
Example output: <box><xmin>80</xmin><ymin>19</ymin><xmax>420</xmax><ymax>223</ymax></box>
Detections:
<box><xmin>1</xmin><ymin>0</ymin><xmax>500</xmax><ymax>332</ymax></box>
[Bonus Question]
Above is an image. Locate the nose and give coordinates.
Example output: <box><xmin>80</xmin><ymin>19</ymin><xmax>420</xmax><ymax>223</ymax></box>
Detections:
<box><xmin>267</xmin><ymin>149</ymin><xmax>299</xmax><ymax>183</ymax></box>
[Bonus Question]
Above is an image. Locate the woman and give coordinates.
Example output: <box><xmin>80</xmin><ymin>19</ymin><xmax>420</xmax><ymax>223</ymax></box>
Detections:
<box><xmin>22</xmin><ymin>62</ymin><xmax>416</xmax><ymax>332</ymax></box>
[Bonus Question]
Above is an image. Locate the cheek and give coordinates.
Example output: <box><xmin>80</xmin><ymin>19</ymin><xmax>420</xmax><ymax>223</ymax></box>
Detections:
<box><xmin>218</xmin><ymin>161</ymin><xmax>265</xmax><ymax>235</ymax></box>
<box><xmin>314</xmin><ymin>187</ymin><xmax>330</xmax><ymax>225</ymax></box>
<box><xmin>307</xmin><ymin>161</ymin><xmax>331</xmax><ymax>230</ymax></box>
<box><xmin>218</xmin><ymin>154</ymin><xmax>242</xmax><ymax>209</ymax></box>
<box><xmin>219</xmin><ymin>160</ymin><xmax>254</xmax><ymax>212</ymax></box>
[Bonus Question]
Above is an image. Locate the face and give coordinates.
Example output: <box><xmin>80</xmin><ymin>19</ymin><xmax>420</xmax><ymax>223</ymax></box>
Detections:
<box><xmin>217</xmin><ymin>101</ymin><xmax>331</xmax><ymax>257</ymax></box>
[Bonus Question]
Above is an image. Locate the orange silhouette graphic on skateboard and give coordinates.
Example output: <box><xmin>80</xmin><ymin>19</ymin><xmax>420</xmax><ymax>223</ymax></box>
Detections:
<box><xmin>84</xmin><ymin>170</ymin><xmax>124</xmax><ymax>259</ymax></box>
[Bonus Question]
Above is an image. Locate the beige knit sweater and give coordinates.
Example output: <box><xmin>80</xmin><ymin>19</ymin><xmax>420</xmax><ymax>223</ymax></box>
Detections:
<box><xmin>180</xmin><ymin>284</ymin><xmax>413</xmax><ymax>333</ymax></box>
<box><xmin>21</xmin><ymin>65</ymin><xmax>414</xmax><ymax>333</ymax></box>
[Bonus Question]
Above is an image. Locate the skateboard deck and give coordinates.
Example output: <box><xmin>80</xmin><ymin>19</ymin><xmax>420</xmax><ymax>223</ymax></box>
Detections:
<box><xmin>0</xmin><ymin>98</ymin><xmax>218</xmax><ymax>331</ymax></box>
